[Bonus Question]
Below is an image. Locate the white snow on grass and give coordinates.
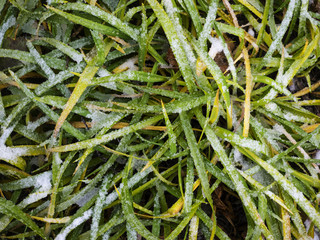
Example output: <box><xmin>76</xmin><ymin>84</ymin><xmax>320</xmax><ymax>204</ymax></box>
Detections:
<box><xmin>27</xmin><ymin>116</ymin><xmax>49</xmax><ymax>131</ymax></box>
<box><xmin>189</xmin><ymin>216</ymin><xmax>199</xmax><ymax>239</ymax></box>
<box><xmin>55</xmin><ymin>209</ymin><xmax>93</xmax><ymax>240</ymax></box>
<box><xmin>97</xmin><ymin>68</ymin><xmax>111</xmax><ymax>77</ymax></box>
<box><xmin>0</xmin><ymin>145</ymin><xmax>30</xmax><ymax>161</ymax></box>
<box><xmin>0</xmin><ymin>125</ymin><xmax>14</xmax><ymax>145</ymax></box>
<box><xmin>75</xmin><ymin>188</ymin><xmax>99</xmax><ymax>207</ymax></box>
<box><xmin>114</xmin><ymin>56</ymin><xmax>138</xmax><ymax>72</ymax></box>
<box><xmin>248</xmin><ymin>28</ymin><xmax>255</xmax><ymax>37</ymax></box>
<box><xmin>0</xmin><ymin>16</ymin><xmax>16</xmax><ymax>46</ymax></box>
<box><xmin>314</xmin><ymin>150</ymin><xmax>320</xmax><ymax>160</ymax></box>
<box><xmin>10</xmin><ymin>171</ymin><xmax>52</xmax><ymax>207</ymax></box>
<box><xmin>208</xmin><ymin>37</ymin><xmax>224</xmax><ymax>59</ymax></box>
<box><xmin>305</xmin><ymin>219</ymin><xmax>320</xmax><ymax>240</ymax></box>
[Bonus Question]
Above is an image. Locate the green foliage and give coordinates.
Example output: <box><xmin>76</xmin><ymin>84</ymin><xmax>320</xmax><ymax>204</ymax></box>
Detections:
<box><xmin>0</xmin><ymin>0</ymin><xmax>320</xmax><ymax>239</ymax></box>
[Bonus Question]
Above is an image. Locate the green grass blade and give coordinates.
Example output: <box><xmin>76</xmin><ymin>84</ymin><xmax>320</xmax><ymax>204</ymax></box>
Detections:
<box><xmin>9</xmin><ymin>71</ymin><xmax>87</xmax><ymax>140</ymax></box>
<box><xmin>46</xmin><ymin>6</ymin><xmax>127</xmax><ymax>38</ymax></box>
<box><xmin>180</xmin><ymin>111</ymin><xmax>214</xmax><ymax>210</ymax></box>
<box><xmin>40</xmin><ymin>37</ymin><xmax>83</xmax><ymax>64</ymax></box>
<box><xmin>147</xmin><ymin>0</ymin><xmax>197</xmax><ymax>93</ymax></box>
<box><xmin>239</xmin><ymin>147</ymin><xmax>320</xmax><ymax>230</ymax></box>
<box><xmin>194</xmin><ymin>108</ymin><xmax>274</xmax><ymax>240</ymax></box>
<box><xmin>0</xmin><ymin>197</ymin><xmax>46</xmax><ymax>239</ymax></box>
<box><xmin>121</xmin><ymin>158</ymin><xmax>159</xmax><ymax>240</ymax></box>
<box><xmin>51</xmin><ymin>114</ymin><xmax>163</xmax><ymax>152</ymax></box>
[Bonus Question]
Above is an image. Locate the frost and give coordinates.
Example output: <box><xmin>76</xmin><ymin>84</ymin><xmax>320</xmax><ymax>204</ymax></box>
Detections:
<box><xmin>102</xmin><ymin>81</ymin><xmax>117</xmax><ymax>90</ymax></box>
<box><xmin>0</xmin><ymin>16</ymin><xmax>16</xmax><ymax>46</ymax></box>
<box><xmin>87</xmin><ymin>109</ymin><xmax>109</xmax><ymax>131</ymax></box>
<box><xmin>87</xmin><ymin>110</ymin><xmax>123</xmax><ymax>133</ymax></box>
<box><xmin>55</xmin><ymin>209</ymin><xmax>93</xmax><ymax>240</ymax></box>
<box><xmin>159</xmin><ymin>63</ymin><xmax>171</xmax><ymax>68</ymax></box>
<box><xmin>97</xmin><ymin>68</ymin><xmax>111</xmax><ymax>77</ymax></box>
<box><xmin>16</xmin><ymin>171</ymin><xmax>52</xmax><ymax>207</ymax></box>
<box><xmin>253</xmin><ymin>170</ymin><xmax>273</xmax><ymax>186</ymax></box>
<box><xmin>233</xmin><ymin>148</ymin><xmax>254</xmax><ymax>171</ymax></box>
<box><xmin>208</xmin><ymin>37</ymin><xmax>224</xmax><ymax>59</ymax></box>
<box><xmin>27</xmin><ymin>116</ymin><xmax>49</xmax><ymax>131</ymax></box>
<box><xmin>76</xmin><ymin>188</ymin><xmax>98</xmax><ymax>207</ymax></box>
<box><xmin>27</xmin><ymin>41</ymin><xmax>55</xmax><ymax>79</ymax></box>
<box><xmin>248</xmin><ymin>28</ymin><xmax>255</xmax><ymax>37</ymax></box>
<box><xmin>266</xmin><ymin>102</ymin><xmax>278</xmax><ymax>112</ymax></box>
<box><xmin>104</xmin><ymin>166</ymin><xmax>152</xmax><ymax>206</ymax></box>
<box><xmin>263</xmin><ymin>0</ymin><xmax>296</xmax><ymax>62</ymax></box>
<box><xmin>102</xmin><ymin>229</ymin><xmax>112</xmax><ymax>240</ymax></box>
<box><xmin>0</xmin><ymin>145</ymin><xmax>29</xmax><ymax>161</ymax></box>
<box><xmin>123</xmin><ymin>85</ymin><xmax>135</xmax><ymax>95</ymax></box>
<box><xmin>314</xmin><ymin>150</ymin><xmax>320</xmax><ymax>160</ymax></box>
<box><xmin>0</xmin><ymin>125</ymin><xmax>14</xmax><ymax>145</ymax></box>
<box><xmin>163</xmin><ymin>0</ymin><xmax>197</xmax><ymax>66</ymax></box>
<box><xmin>305</xmin><ymin>219</ymin><xmax>320</xmax><ymax>240</ymax></box>
<box><xmin>189</xmin><ymin>216</ymin><xmax>199</xmax><ymax>239</ymax></box>
<box><xmin>114</xmin><ymin>56</ymin><xmax>138</xmax><ymax>72</ymax></box>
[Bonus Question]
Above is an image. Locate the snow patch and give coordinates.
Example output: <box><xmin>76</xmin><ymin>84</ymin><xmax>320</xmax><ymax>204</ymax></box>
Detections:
<box><xmin>208</xmin><ymin>37</ymin><xmax>224</xmax><ymax>59</ymax></box>
<box><xmin>115</xmin><ymin>56</ymin><xmax>138</xmax><ymax>72</ymax></box>
<box><xmin>248</xmin><ymin>28</ymin><xmax>255</xmax><ymax>37</ymax></box>
<box><xmin>97</xmin><ymin>68</ymin><xmax>111</xmax><ymax>77</ymax></box>
<box><xmin>0</xmin><ymin>145</ymin><xmax>30</xmax><ymax>161</ymax></box>
<box><xmin>314</xmin><ymin>150</ymin><xmax>320</xmax><ymax>160</ymax></box>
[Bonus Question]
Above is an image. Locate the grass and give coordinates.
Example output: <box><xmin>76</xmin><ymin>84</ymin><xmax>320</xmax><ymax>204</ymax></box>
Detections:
<box><xmin>0</xmin><ymin>0</ymin><xmax>320</xmax><ymax>239</ymax></box>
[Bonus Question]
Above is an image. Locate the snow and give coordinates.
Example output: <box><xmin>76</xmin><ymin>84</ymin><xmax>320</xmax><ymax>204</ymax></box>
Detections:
<box><xmin>208</xmin><ymin>37</ymin><xmax>224</xmax><ymax>59</ymax></box>
<box><xmin>233</xmin><ymin>148</ymin><xmax>254</xmax><ymax>171</ymax></box>
<box><xmin>34</xmin><ymin>171</ymin><xmax>52</xmax><ymax>190</ymax></box>
<box><xmin>0</xmin><ymin>126</ymin><xmax>14</xmax><ymax>145</ymax></box>
<box><xmin>248</xmin><ymin>28</ymin><xmax>255</xmax><ymax>37</ymax></box>
<box><xmin>97</xmin><ymin>68</ymin><xmax>111</xmax><ymax>77</ymax></box>
<box><xmin>304</xmin><ymin>219</ymin><xmax>320</xmax><ymax>240</ymax></box>
<box><xmin>0</xmin><ymin>16</ymin><xmax>16</xmax><ymax>46</ymax></box>
<box><xmin>55</xmin><ymin>209</ymin><xmax>93</xmax><ymax>240</ymax></box>
<box><xmin>114</xmin><ymin>56</ymin><xmax>138</xmax><ymax>72</ymax></box>
<box><xmin>314</xmin><ymin>150</ymin><xmax>320</xmax><ymax>160</ymax></box>
<box><xmin>75</xmin><ymin>188</ymin><xmax>98</xmax><ymax>207</ymax></box>
<box><xmin>18</xmin><ymin>171</ymin><xmax>52</xmax><ymax>207</ymax></box>
<box><xmin>0</xmin><ymin>145</ymin><xmax>29</xmax><ymax>161</ymax></box>
<box><xmin>189</xmin><ymin>216</ymin><xmax>199</xmax><ymax>239</ymax></box>
<box><xmin>27</xmin><ymin>116</ymin><xmax>49</xmax><ymax>131</ymax></box>
<box><xmin>27</xmin><ymin>41</ymin><xmax>55</xmax><ymax>79</ymax></box>
<box><xmin>20</xmin><ymin>190</ymin><xmax>51</xmax><ymax>206</ymax></box>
